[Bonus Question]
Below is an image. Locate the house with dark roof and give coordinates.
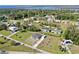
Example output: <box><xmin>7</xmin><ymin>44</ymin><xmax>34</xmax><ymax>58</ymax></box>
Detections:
<box><xmin>32</xmin><ymin>33</ymin><xmax>43</xmax><ymax>40</ymax></box>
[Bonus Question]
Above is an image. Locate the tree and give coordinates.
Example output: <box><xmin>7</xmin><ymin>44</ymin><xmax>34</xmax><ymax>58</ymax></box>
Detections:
<box><xmin>0</xmin><ymin>24</ymin><xmax>8</xmax><ymax>30</ymax></box>
<box><xmin>63</xmin><ymin>26</ymin><xmax>79</xmax><ymax>45</ymax></box>
<box><xmin>16</xmin><ymin>22</ymin><xmax>21</xmax><ymax>28</ymax></box>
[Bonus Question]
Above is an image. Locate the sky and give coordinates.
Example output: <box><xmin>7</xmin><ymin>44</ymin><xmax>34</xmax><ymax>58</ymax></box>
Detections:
<box><xmin>0</xmin><ymin>5</ymin><xmax>79</xmax><ymax>9</ymax></box>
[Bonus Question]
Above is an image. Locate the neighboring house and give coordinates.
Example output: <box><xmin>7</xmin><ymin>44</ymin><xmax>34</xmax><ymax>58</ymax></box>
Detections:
<box><xmin>34</xmin><ymin>20</ymin><xmax>40</xmax><ymax>23</ymax></box>
<box><xmin>61</xmin><ymin>20</ymin><xmax>70</xmax><ymax>24</ymax></box>
<box><xmin>61</xmin><ymin>39</ymin><xmax>73</xmax><ymax>46</ymax></box>
<box><xmin>32</xmin><ymin>33</ymin><xmax>44</xmax><ymax>40</ymax></box>
<box><xmin>72</xmin><ymin>12</ymin><xmax>79</xmax><ymax>14</ymax></box>
<box><xmin>28</xmin><ymin>23</ymin><xmax>33</xmax><ymax>27</ymax></box>
<box><xmin>75</xmin><ymin>22</ymin><xmax>79</xmax><ymax>29</ymax></box>
<box><xmin>51</xmin><ymin>28</ymin><xmax>62</xmax><ymax>34</ymax></box>
<box><xmin>8</xmin><ymin>26</ymin><xmax>18</xmax><ymax>32</ymax></box>
<box><xmin>75</xmin><ymin>22</ymin><xmax>79</xmax><ymax>26</ymax></box>
<box><xmin>44</xmin><ymin>25</ymin><xmax>50</xmax><ymax>28</ymax></box>
<box><xmin>30</xmin><ymin>17</ymin><xmax>35</xmax><ymax>20</ymax></box>
<box><xmin>24</xmin><ymin>18</ymin><xmax>29</xmax><ymax>21</ymax></box>
<box><xmin>41</xmin><ymin>28</ymin><xmax>50</xmax><ymax>32</ymax></box>
<box><xmin>45</xmin><ymin>15</ymin><xmax>55</xmax><ymax>22</ymax></box>
<box><xmin>54</xmin><ymin>19</ymin><xmax>61</xmax><ymax>23</ymax></box>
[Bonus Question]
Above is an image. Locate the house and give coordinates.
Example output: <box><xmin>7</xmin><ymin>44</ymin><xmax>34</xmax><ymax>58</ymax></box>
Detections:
<box><xmin>24</xmin><ymin>18</ymin><xmax>29</xmax><ymax>21</ymax></box>
<box><xmin>54</xmin><ymin>19</ymin><xmax>61</xmax><ymax>23</ymax></box>
<box><xmin>30</xmin><ymin>17</ymin><xmax>35</xmax><ymax>20</ymax></box>
<box><xmin>32</xmin><ymin>33</ymin><xmax>43</xmax><ymax>40</ymax></box>
<box><xmin>28</xmin><ymin>23</ymin><xmax>32</xmax><ymax>27</ymax></box>
<box><xmin>45</xmin><ymin>15</ymin><xmax>55</xmax><ymax>22</ymax></box>
<box><xmin>8</xmin><ymin>26</ymin><xmax>18</xmax><ymax>32</ymax></box>
<box><xmin>61</xmin><ymin>39</ymin><xmax>73</xmax><ymax>46</ymax></box>
<box><xmin>73</xmin><ymin>12</ymin><xmax>79</xmax><ymax>14</ymax></box>
<box><xmin>51</xmin><ymin>28</ymin><xmax>62</xmax><ymax>34</ymax></box>
<box><xmin>34</xmin><ymin>20</ymin><xmax>40</xmax><ymax>23</ymax></box>
<box><xmin>44</xmin><ymin>26</ymin><xmax>50</xmax><ymax>28</ymax></box>
<box><xmin>75</xmin><ymin>22</ymin><xmax>79</xmax><ymax>29</ymax></box>
<box><xmin>75</xmin><ymin>22</ymin><xmax>79</xmax><ymax>26</ymax></box>
<box><xmin>61</xmin><ymin>20</ymin><xmax>70</xmax><ymax>24</ymax></box>
<box><xmin>41</xmin><ymin>28</ymin><xmax>50</xmax><ymax>32</ymax></box>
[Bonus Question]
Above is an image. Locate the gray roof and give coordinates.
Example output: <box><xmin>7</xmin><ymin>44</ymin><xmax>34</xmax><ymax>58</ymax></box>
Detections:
<box><xmin>32</xmin><ymin>33</ymin><xmax>43</xmax><ymax>39</ymax></box>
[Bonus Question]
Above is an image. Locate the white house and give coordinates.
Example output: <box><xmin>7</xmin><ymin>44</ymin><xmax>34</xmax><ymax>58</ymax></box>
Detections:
<box><xmin>24</xmin><ymin>18</ymin><xmax>29</xmax><ymax>21</ymax></box>
<box><xmin>75</xmin><ymin>22</ymin><xmax>79</xmax><ymax>26</ymax></box>
<box><xmin>9</xmin><ymin>26</ymin><xmax>18</xmax><ymax>32</ymax></box>
<box><xmin>61</xmin><ymin>20</ymin><xmax>70</xmax><ymax>24</ymax></box>
<box><xmin>34</xmin><ymin>20</ymin><xmax>40</xmax><ymax>23</ymax></box>
<box><xmin>54</xmin><ymin>19</ymin><xmax>61</xmax><ymax>23</ymax></box>
<box><xmin>51</xmin><ymin>28</ymin><xmax>62</xmax><ymax>34</ymax></box>
<box><xmin>30</xmin><ymin>17</ymin><xmax>35</xmax><ymax>20</ymax></box>
<box><xmin>28</xmin><ymin>23</ymin><xmax>33</xmax><ymax>27</ymax></box>
<box><xmin>45</xmin><ymin>15</ymin><xmax>55</xmax><ymax>22</ymax></box>
<box><xmin>61</xmin><ymin>39</ymin><xmax>73</xmax><ymax>46</ymax></box>
<box><xmin>41</xmin><ymin>28</ymin><xmax>50</xmax><ymax>32</ymax></box>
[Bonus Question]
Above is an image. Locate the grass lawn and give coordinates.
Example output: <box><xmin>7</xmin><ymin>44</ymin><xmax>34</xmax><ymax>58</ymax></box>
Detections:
<box><xmin>10</xmin><ymin>31</ymin><xmax>33</xmax><ymax>45</ymax></box>
<box><xmin>0</xmin><ymin>30</ymin><xmax>11</xmax><ymax>36</ymax></box>
<box><xmin>0</xmin><ymin>37</ymin><xmax>39</xmax><ymax>53</ymax></box>
<box><xmin>0</xmin><ymin>36</ymin><xmax>12</xmax><ymax>49</ymax></box>
<box><xmin>38</xmin><ymin>36</ymin><xmax>68</xmax><ymax>54</ymax></box>
<box><xmin>5</xmin><ymin>45</ymin><xmax>39</xmax><ymax>53</ymax></box>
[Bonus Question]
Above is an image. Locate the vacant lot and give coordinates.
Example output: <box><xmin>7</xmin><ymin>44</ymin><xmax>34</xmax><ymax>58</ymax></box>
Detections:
<box><xmin>38</xmin><ymin>36</ymin><xmax>68</xmax><ymax>54</ymax></box>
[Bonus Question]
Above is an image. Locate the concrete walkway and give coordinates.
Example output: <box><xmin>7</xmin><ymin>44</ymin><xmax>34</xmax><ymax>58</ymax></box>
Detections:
<box><xmin>65</xmin><ymin>45</ymin><xmax>72</xmax><ymax>54</ymax></box>
<box><xmin>8</xmin><ymin>31</ymin><xmax>19</xmax><ymax>37</ymax></box>
<box><xmin>33</xmin><ymin>35</ymin><xmax>45</xmax><ymax>48</ymax></box>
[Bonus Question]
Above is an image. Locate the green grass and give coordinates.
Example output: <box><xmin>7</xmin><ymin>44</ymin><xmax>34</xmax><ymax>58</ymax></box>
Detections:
<box><xmin>0</xmin><ymin>30</ymin><xmax>11</xmax><ymax>36</ymax></box>
<box><xmin>0</xmin><ymin>36</ymin><xmax>39</xmax><ymax>53</ymax></box>
<box><xmin>0</xmin><ymin>36</ymin><xmax>6</xmax><ymax>42</ymax></box>
<box><xmin>0</xmin><ymin>36</ymin><xmax>12</xmax><ymax>49</ymax></box>
<box><xmin>10</xmin><ymin>31</ymin><xmax>32</xmax><ymax>45</ymax></box>
<box><xmin>4</xmin><ymin>45</ymin><xmax>39</xmax><ymax>53</ymax></box>
<box><xmin>38</xmin><ymin>36</ymin><xmax>68</xmax><ymax>54</ymax></box>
